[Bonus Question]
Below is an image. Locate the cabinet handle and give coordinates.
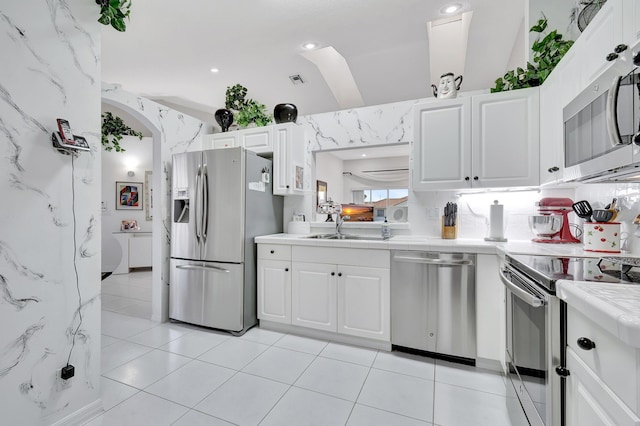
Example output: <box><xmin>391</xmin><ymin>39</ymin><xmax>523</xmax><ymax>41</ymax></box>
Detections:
<box><xmin>286</xmin><ymin>185</ymin><xmax>290</xmax><ymax>189</ymax></box>
<box><xmin>548</xmin><ymin>166</ymin><xmax>560</xmax><ymax>173</ymax></box>
<box><xmin>606</xmin><ymin>52</ymin><xmax>619</xmax><ymax>61</ymax></box>
<box><xmin>555</xmin><ymin>366</ymin><xmax>570</xmax><ymax>377</ymax></box>
<box><xmin>331</xmin><ymin>272</ymin><xmax>335</xmax><ymax>276</ymax></box>
<box><xmin>614</xmin><ymin>44</ymin><xmax>628</xmax><ymax>54</ymax></box>
<box><xmin>464</xmin><ymin>176</ymin><xmax>470</xmax><ymax>181</ymax></box>
<box><xmin>577</xmin><ymin>337</ymin><xmax>596</xmax><ymax>351</ymax></box>
<box><xmin>338</xmin><ymin>272</ymin><xmax>342</xmax><ymax>277</ymax></box>
<box><xmin>285</xmin><ymin>268</ymin><xmax>289</xmax><ymax>272</ymax></box>
<box><xmin>270</xmin><ymin>250</ymin><xmax>275</xmax><ymax>254</ymax></box>
<box><xmin>634</xmin><ymin>52</ymin><xmax>640</xmax><ymax>67</ymax></box>
<box><xmin>473</xmin><ymin>176</ymin><xmax>478</xmax><ymax>181</ymax></box>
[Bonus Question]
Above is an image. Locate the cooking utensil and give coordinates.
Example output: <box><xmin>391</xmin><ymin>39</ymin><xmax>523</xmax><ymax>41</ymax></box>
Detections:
<box><xmin>592</xmin><ymin>209</ymin><xmax>614</xmax><ymax>223</ymax></box>
<box><xmin>607</xmin><ymin>198</ymin><xmax>618</xmax><ymax>222</ymax></box>
<box><xmin>572</xmin><ymin>200</ymin><xmax>593</xmax><ymax>222</ymax></box>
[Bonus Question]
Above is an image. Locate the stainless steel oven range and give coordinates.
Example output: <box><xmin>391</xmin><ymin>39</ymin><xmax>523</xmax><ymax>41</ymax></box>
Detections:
<box><xmin>502</xmin><ymin>254</ymin><xmax>640</xmax><ymax>426</ymax></box>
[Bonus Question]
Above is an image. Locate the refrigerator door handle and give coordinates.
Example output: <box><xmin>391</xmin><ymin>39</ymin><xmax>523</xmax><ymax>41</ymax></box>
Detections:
<box><xmin>175</xmin><ymin>264</ymin><xmax>230</xmax><ymax>273</ymax></box>
<box><xmin>202</xmin><ymin>166</ymin><xmax>209</xmax><ymax>242</ymax></box>
<box><xmin>195</xmin><ymin>166</ymin><xmax>202</xmax><ymax>242</ymax></box>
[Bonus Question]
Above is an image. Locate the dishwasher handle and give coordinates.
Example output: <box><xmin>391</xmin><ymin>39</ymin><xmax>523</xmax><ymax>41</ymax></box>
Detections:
<box><xmin>393</xmin><ymin>255</ymin><xmax>473</xmax><ymax>267</ymax></box>
<box><xmin>499</xmin><ymin>268</ymin><xmax>544</xmax><ymax>308</ymax></box>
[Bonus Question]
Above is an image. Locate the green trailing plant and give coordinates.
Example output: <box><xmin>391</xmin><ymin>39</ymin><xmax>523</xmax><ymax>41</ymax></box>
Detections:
<box><xmin>101</xmin><ymin>112</ymin><xmax>143</xmax><ymax>152</ymax></box>
<box><xmin>96</xmin><ymin>0</ymin><xmax>132</xmax><ymax>32</ymax></box>
<box><xmin>224</xmin><ymin>84</ymin><xmax>272</xmax><ymax>127</ymax></box>
<box><xmin>491</xmin><ymin>17</ymin><xmax>574</xmax><ymax>92</ymax></box>
<box><xmin>225</xmin><ymin>84</ymin><xmax>248</xmax><ymax>111</ymax></box>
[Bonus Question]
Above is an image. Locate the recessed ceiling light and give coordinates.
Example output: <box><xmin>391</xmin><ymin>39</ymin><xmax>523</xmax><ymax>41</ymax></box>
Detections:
<box><xmin>361</xmin><ymin>154</ymin><xmax>367</xmax><ymax>157</ymax></box>
<box><xmin>210</xmin><ymin>68</ymin><xmax>219</xmax><ymax>73</ymax></box>
<box><xmin>441</xmin><ymin>3</ymin><xmax>462</xmax><ymax>14</ymax></box>
<box><xmin>303</xmin><ymin>42</ymin><xmax>318</xmax><ymax>50</ymax></box>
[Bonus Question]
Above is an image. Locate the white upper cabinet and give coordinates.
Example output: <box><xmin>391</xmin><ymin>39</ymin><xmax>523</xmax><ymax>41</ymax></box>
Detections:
<box><xmin>578</xmin><ymin>0</ymin><xmax>625</xmax><ymax>88</ymax></box>
<box><xmin>623</xmin><ymin>0</ymin><xmax>640</xmax><ymax>44</ymax></box>
<box><xmin>412</xmin><ymin>97</ymin><xmax>472</xmax><ymax>191</ymax></box>
<box><xmin>273</xmin><ymin>123</ymin><xmax>307</xmax><ymax>195</ymax></box>
<box><xmin>239</xmin><ymin>126</ymin><xmax>272</xmax><ymax>154</ymax></box>
<box><xmin>471</xmin><ymin>88</ymin><xmax>539</xmax><ymax>188</ymax></box>
<box><xmin>203</xmin><ymin>132</ymin><xmax>238</xmax><ymax>150</ymax></box>
<box><xmin>413</xmin><ymin>88</ymin><xmax>539</xmax><ymax>191</ymax></box>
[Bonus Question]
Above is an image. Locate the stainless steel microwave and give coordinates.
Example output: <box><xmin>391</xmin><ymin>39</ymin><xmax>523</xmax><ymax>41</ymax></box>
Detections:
<box><xmin>563</xmin><ymin>58</ymin><xmax>640</xmax><ymax>182</ymax></box>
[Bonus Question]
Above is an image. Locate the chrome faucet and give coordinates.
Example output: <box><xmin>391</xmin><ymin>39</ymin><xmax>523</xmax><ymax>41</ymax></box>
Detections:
<box><xmin>336</xmin><ymin>214</ymin><xmax>350</xmax><ymax>235</ymax></box>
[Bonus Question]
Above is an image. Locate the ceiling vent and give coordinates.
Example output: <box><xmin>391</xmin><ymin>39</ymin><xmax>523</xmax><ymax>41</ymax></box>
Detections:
<box><xmin>289</xmin><ymin>74</ymin><xmax>305</xmax><ymax>85</ymax></box>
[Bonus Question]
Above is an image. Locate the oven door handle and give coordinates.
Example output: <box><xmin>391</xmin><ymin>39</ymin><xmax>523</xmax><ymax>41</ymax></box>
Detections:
<box><xmin>606</xmin><ymin>75</ymin><xmax>624</xmax><ymax>147</ymax></box>
<box><xmin>500</xmin><ymin>269</ymin><xmax>544</xmax><ymax>308</ymax></box>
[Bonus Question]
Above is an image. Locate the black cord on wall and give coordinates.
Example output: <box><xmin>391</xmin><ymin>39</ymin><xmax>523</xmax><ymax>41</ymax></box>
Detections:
<box><xmin>67</xmin><ymin>154</ymin><xmax>83</xmax><ymax>367</ymax></box>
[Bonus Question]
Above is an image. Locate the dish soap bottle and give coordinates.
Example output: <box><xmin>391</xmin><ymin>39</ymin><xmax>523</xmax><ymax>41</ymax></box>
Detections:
<box><xmin>381</xmin><ymin>217</ymin><xmax>391</xmax><ymax>240</ymax></box>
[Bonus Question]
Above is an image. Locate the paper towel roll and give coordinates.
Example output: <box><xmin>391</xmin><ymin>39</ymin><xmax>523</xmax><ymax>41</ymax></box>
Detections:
<box><xmin>487</xmin><ymin>200</ymin><xmax>507</xmax><ymax>241</ymax></box>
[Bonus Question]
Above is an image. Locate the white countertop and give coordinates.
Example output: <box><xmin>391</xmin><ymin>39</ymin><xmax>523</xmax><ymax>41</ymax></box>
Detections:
<box><xmin>255</xmin><ymin>233</ymin><xmax>608</xmax><ymax>257</ymax></box>
<box><xmin>557</xmin><ymin>279</ymin><xmax>640</xmax><ymax>348</ymax></box>
<box><xmin>257</xmin><ymin>232</ymin><xmax>640</xmax><ymax>347</ymax></box>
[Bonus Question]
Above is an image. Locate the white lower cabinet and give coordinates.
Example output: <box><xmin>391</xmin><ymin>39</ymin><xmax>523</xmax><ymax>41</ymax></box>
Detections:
<box><xmin>291</xmin><ymin>262</ymin><xmax>337</xmax><ymax>332</ymax></box>
<box><xmin>566</xmin><ymin>348</ymin><xmax>640</xmax><ymax>426</ymax></box>
<box><xmin>257</xmin><ymin>259</ymin><xmax>291</xmax><ymax>324</ymax></box>
<box><xmin>337</xmin><ymin>265</ymin><xmax>390</xmax><ymax>341</ymax></box>
<box><xmin>258</xmin><ymin>244</ymin><xmax>390</xmax><ymax>343</ymax></box>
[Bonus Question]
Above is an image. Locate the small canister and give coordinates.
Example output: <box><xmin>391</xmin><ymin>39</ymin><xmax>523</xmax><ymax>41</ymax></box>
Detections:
<box><xmin>583</xmin><ymin>222</ymin><xmax>621</xmax><ymax>253</ymax></box>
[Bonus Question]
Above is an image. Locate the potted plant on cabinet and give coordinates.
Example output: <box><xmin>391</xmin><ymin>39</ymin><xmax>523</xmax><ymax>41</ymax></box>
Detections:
<box><xmin>222</xmin><ymin>84</ymin><xmax>272</xmax><ymax>128</ymax></box>
<box><xmin>101</xmin><ymin>112</ymin><xmax>143</xmax><ymax>152</ymax></box>
<box><xmin>96</xmin><ymin>0</ymin><xmax>133</xmax><ymax>32</ymax></box>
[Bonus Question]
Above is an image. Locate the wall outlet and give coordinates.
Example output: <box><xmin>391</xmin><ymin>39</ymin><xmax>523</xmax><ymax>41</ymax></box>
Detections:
<box><xmin>55</xmin><ymin>368</ymin><xmax>72</xmax><ymax>391</ymax></box>
<box><xmin>426</xmin><ymin>207</ymin><xmax>440</xmax><ymax>219</ymax></box>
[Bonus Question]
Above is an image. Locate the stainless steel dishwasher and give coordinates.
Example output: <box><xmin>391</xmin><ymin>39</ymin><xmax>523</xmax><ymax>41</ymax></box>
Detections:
<box><xmin>391</xmin><ymin>251</ymin><xmax>476</xmax><ymax>362</ymax></box>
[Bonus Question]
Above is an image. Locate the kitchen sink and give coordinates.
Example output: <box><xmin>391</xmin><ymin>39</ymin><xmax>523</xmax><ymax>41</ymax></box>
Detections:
<box><xmin>306</xmin><ymin>233</ymin><xmax>390</xmax><ymax>241</ymax></box>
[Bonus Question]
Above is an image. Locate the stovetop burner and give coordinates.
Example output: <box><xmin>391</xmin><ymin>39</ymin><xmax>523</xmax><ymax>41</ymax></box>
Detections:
<box><xmin>505</xmin><ymin>254</ymin><xmax>640</xmax><ymax>293</ymax></box>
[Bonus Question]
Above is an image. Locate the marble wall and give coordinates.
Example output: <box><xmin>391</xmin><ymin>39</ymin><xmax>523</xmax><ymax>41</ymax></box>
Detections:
<box><xmin>0</xmin><ymin>1</ymin><xmax>102</xmax><ymax>424</ymax></box>
<box><xmin>101</xmin><ymin>85</ymin><xmax>210</xmax><ymax>322</ymax></box>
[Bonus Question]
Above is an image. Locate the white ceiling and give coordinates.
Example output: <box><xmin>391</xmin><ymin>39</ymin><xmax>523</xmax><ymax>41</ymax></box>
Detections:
<box><xmin>101</xmin><ymin>0</ymin><xmax>525</xmax><ymax>121</ymax></box>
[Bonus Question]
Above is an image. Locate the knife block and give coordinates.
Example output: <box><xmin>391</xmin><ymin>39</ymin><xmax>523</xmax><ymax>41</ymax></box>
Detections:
<box><xmin>442</xmin><ymin>216</ymin><xmax>458</xmax><ymax>239</ymax></box>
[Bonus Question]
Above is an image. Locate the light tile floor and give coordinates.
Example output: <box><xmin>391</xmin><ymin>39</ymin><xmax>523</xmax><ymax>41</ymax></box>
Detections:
<box><xmin>102</xmin><ymin>270</ymin><xmax>153</xmax><ymax>319</ymax></box>
<box><xmin>95</xmin><ymin>271</ymin><xmax>514</xmax><ymax>425</ymax></box>
<box><xmin>93</xmin><ymin>313</ymin><xmax>515</xmax><ymax>425</ymax></box>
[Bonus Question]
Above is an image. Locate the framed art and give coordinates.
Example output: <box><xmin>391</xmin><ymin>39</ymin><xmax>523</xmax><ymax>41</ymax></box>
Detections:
<box><xmin>116</xmin><ymin>181</ymin><xmax>143</xmax><ymax>210</ymax></box>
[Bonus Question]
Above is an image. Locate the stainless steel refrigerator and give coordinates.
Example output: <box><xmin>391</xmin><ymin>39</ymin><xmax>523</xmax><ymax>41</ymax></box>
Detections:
<box><xmin>169</xmin><ymin>147</ymin><xmax>283</xmax><ymax>335</ymax></box>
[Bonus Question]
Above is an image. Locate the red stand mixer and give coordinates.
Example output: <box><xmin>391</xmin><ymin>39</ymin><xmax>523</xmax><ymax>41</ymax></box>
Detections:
<box><xmin>530</xmin><ymin>197</ymin><xmax>580</xmax><ymax>243</ymax></box>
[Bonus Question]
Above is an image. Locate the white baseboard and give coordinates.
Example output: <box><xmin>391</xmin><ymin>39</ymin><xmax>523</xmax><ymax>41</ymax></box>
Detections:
<box><xmin>49</xmin><ymin>399</ymin><xmax>103</xmax><ymax>426</ymax></box>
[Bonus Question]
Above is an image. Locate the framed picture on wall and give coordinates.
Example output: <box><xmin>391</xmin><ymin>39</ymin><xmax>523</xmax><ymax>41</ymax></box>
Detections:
<box><xmin>116</xmin><ymin>181</ymin><xmax>143</xmax><ymax>210</ymax></box>
<box><xmin>316</xmin><ymin>180</ymin><xmax>327</xmax><ymax>208</ymax></box>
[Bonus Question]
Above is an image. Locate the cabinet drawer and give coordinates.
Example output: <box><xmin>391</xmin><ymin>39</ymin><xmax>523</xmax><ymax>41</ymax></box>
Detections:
<box><xmin>568</xmin><ymin>305</ymin><xmax>640</xmax><ymax>412</ymax></box>
<box><xmin>258</xmin><ymin>244</ymin><xmax>291</xmax><ymax>261</ymax></box>
<box><xmin>292</xmin><ymin>246</ymin><xmax>390</xmax><ymax>268</ymax></box>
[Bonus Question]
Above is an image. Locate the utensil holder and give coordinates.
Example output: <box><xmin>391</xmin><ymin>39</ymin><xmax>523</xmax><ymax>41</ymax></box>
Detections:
<box><xmin>442</xmin><ymin>216</ymin><xmax>458</xmax><ymax>239</ymax></box>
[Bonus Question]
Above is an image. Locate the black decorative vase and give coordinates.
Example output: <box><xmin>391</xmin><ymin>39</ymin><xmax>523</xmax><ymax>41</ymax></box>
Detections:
<box><xmin>214</xmin><ymin>108</ymin><xmax>234</xmax><ymax>132</ymax></box>
<box><xmin>273</xmin><ymin>103</ymin><xmax>298</xmax><ymax>124</ymax></box>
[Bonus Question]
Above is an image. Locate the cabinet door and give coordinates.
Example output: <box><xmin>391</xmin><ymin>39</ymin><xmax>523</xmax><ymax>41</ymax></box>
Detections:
<box><xmin>539</xmin><ymin>75</ymin><xmax>563</xmax><ymax>185</ymax></box>
<box><xmin>240</xmin><ymin>127</ymin><xmax>272</xmax><ymax>153</ymax></box>
<box><xmin>623</xmin><ymin>0</ymin><xmax>640</xmax><ymax>44</ymax></box>
<box><xmin>337</xmin><ymin>265</ymin><xmax>390</xmax><ymax>341</ymax></box>
<box><xmin>129</xmin><ymin>235</ymin><xmax>152</xmax><ymax>268</ymax></box>
<box><xmin>291</xmin><ymin>262</ymin><xmax>337</xmax><ymax>332</ymax></box>
<box><xmin>566</xmin><ymin>348</ymin><xmax>640</xmax><ymax>426</ymax></box>
<box><xmin>257</xmin><ymin>260</ymin><xmax>291</xmax><ymax>324</ymax></box>
<box><xmin>579</xmin><ymin>0</ymin><xmax>624</xmax><ymax>89</ymax></box>
<box><xmin>471</xmin><ymin>88</ymin><xmax>539</xmax><ymax>188</ymax></box>
<box><xmin>273</xmin><ymin>124</ymin><xmax>292</xmax><ymax>195</ymax></box>
<box><xmin>205</xmin><ymin>133</ymin><xmax>238</xmax><ymax>149</ymax></box>
<box><xmin>412</xmin><ymin>98</ymin><xmax>472</xmax><ymax>190</ymax></box>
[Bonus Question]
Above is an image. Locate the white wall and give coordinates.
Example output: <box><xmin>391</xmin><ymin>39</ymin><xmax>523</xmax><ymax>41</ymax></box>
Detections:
<box><xmin>0</xmin><ymin>1</ymin><xmax>102</xmax><ymax>424</ymax></box>
<box><xmin>314</xmin><ymin>152</ymin><xmax>344</xmax><ymax>205</ymax></box>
